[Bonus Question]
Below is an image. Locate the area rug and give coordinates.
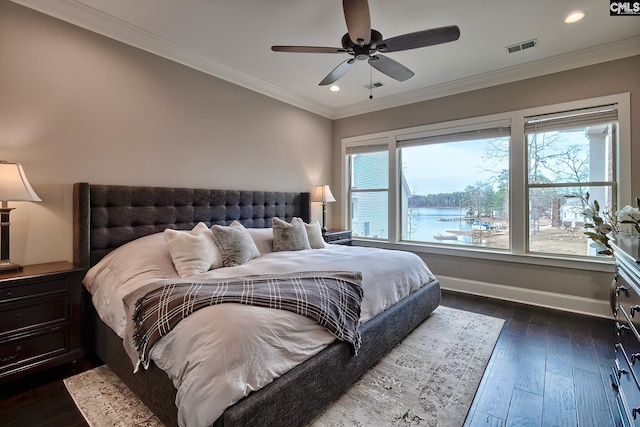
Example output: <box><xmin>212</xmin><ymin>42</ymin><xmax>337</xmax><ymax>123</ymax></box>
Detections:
<box><xmin>64</xmin><ymin>305</ymin><xmax>504</xmax><ymax>427</ymax></box>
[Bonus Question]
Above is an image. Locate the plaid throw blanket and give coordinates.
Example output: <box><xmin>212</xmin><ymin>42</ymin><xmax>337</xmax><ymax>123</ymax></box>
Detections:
<box><xmin>124</xmin><ymin>271</ymin><xmax>364</xmax><ymax>369</ymax></box>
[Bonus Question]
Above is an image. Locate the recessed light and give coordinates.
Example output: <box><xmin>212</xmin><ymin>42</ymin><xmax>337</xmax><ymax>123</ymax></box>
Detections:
<box><xmin>565</xmin><ymin>11</ymin><xmax>585</xmax><ymax>23</ymax></box>
<box><xmin>330</xmin><ymin>85</ymin><xmax>340</xmax><ymax>92</ymax></box>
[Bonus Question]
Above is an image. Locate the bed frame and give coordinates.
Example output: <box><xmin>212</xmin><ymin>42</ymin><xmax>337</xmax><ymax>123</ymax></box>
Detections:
<box><xmin>73</xmin><ymin>182</ymin><xmax>441</xmax><ymax>427</ymax></box>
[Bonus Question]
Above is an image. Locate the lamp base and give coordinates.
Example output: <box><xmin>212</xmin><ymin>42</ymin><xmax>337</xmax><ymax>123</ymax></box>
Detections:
<box><xmin>0</xmin><ymin>260</ymin><xmax>22</xmax><ymax>273</ymax></box>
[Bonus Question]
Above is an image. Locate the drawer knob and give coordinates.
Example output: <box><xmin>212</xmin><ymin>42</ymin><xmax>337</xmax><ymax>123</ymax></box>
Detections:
<box><xmin>5</xmin><ymin>290</ymin><xmax>12</xmax><ymax>297</ymax></box>
<box><xmin>632</xmin><ymin>306</ymin><xmax>640</xmax><ymax>318</ymax></box>
<box><xmin>617</xmin><ymin>322</ymin><xmax>631</xmax><ymax>335</ymax></box>
<box><xmin>632</xmin><ymin>353</ymin><xmax>640</xmax><ymax>365</ymax></box>
<box><xmin>618</xmin><ymin>367</ymin><xmax>629</xmax><ymax>380</ymax></box>
<box><xmin>617</xmin><ymin>285</ymin><xmax>629</xmax><ymax>296</ymax></box>
<box><xmin>633</xmin><ymin>408</ymin><xmax>640</xmax><ymax>420</ymax></box>
<box><xmin>0</xmin><ymin>345</ymin><xmax>21</xmax><ymax>362</ymax></box>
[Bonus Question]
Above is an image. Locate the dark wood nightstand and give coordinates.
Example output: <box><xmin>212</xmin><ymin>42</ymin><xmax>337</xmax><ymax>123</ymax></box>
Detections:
<box><xmin>0</xmin><ymin>262</ymin><xmax>84</xmax><ymax>384</ymax></box>
<box><xmin>323</xmin><ymin>229</ymin><xmax>352</xmax><ymax>246</ymax></box>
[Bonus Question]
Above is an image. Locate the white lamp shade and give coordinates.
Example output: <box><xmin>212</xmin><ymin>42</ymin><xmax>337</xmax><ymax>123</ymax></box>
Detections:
<box><xmin>312</xmin><ymin>185</ymin><xmax>336</xmax><ymax>203</ymax></box>
<box><xmin>0</xmin><ymin>161</ymin><xmax>41</xmax><ymax>202</ymax></box>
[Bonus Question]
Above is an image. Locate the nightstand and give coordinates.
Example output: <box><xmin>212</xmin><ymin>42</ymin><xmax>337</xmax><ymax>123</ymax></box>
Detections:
<box><xmin>323</xmin><ymin>229</ymin><xmax>352</xmax><ymax>246</ymax></box>
<box><xmin>0</xmin><ymin>262</ymin><xmax>84</xmax><ymax>384</ymax></box>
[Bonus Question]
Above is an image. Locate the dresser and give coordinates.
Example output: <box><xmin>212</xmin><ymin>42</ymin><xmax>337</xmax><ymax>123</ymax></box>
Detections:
<box><xmin>611</xmin><ymin>234</ymin><xmax>640</xmax><ymax>426</ymax></box>
<box><xmin>0</xmin><ymin>262</ymin><xmax>84</xmax><ymax>384</ymax></box>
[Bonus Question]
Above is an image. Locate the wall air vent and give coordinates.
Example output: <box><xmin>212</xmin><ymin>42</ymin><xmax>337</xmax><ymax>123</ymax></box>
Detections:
<box><xmin>506</xmin><ymin>38</ymin><xmax>538</xmax><ymax>54</ymax></box>
<box><xmin>364</xmin><ymin>81</ymin><xmax>384</xmax><ymax>90</ymax></box>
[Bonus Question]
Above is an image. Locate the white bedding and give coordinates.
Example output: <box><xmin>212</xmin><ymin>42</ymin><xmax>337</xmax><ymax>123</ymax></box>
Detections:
<box><xmin>84</xmin><ymin>232</ymin><xmax>435</xmax><ymax>427</ymax></box>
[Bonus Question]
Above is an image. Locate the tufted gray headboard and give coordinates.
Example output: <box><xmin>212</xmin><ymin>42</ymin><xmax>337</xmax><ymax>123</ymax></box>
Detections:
<box><xmin>73</xmin><ymin>182</ymin><xmax>310</xmax><ymax>268</ymax></box>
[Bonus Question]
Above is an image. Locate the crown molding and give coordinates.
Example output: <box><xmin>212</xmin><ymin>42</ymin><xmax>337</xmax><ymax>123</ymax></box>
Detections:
<box><xmin>332</xmin><ymin>36</ymin><xmax>640</xmax><ymax>119</ymax></box>
<box><xmin>12</xmin><ymin>0</ymin><xmax>640</xmax><ymax>120</ymax></box>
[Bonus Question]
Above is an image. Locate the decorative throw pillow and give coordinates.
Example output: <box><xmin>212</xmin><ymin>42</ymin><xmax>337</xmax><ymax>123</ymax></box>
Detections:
<box><xmin>164</xmin><ymin>222</ymin><xmax>223</xmax><ymax>277</ymax></box>
<box><xmin>305</xmin><ymin>219</ymin><xmax>327</xmax><ymax>249</ymax></box>
<box><xmin>211</xmin><ymin>221</ymin><xmax>261</xmax><ymax>267</ymax></box>
<box><xmin>247</xmin><ymin>227</ymin><xmax>274</xmax><ymax>254</ymax></box>
<box><xmin>272</xmin><ymin>217</ymin><xmax>311</xmax><ymax>252</ymax></box>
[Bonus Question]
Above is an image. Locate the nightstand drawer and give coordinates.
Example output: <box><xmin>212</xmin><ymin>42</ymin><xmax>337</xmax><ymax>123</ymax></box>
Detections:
<box><xmin>0</xmin><ymin>296</ymin><xmax>68</xmax><ymax>337</ymax></box>
<box><xmin>0</xmin><ymin>328</ymin><xmax>68</xmax><ymax>372</ymax></box>
<box><xmin>0</xmin><ymin>277</ymin><xmax>68</xmax><ymax>303</ymax></box>
<box><xmin>323</xmin><ymin>230</ymin><xmax>352</xmax><ymax>245</ymax></box>
<box><xmin>0</xmin><ymin>262</ymin><xmax>83</xmax><ymax>384</ymax></box>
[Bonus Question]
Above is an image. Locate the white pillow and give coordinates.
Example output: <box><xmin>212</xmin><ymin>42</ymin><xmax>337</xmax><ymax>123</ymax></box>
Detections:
<box><xmin>272</xmin><ymin>217</ymin><xmax>311</xmax><ymax>252</ymax></box>
<box><xmin>83</xmin><ymin>232</ymin><xmax>178</xmax><ymax>295</ymax></box>
<box><xmin>82</xmin><ymin>232</ymin><xmax>179</xmax><ymax>337</ymax></box>
<box><xmin>211</xmin><ymin>221</ymin><xmax>261</xmax><ymax>267</ymax></box>
<box><xmin>248</xmin><ymin>228</ymin><xmax>274</xmax><ymax>254</ymax></box>
<box><xmin>305</xmin><ymin>220</ymin><xmax>328</xmax><ymax>249</ymax></box>
<box><xmin>164</xmin><ymin>222</ymin><xmax>223</xmax><ymax>277</ymax></box>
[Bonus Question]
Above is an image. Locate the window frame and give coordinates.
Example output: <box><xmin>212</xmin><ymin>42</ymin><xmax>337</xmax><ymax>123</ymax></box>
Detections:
<box><xmin>524</xmin><ymin>106</ymin><xmax>618</xmax><ymax>256</ymax></box>
<box><xmin>346</xmin><ymin>140</ymin><xmax>390</xmax><ymax>240</ymax></box>
<box><xmin>340</xmin><ymin>93</ymin><xmax>631</xmax><ymax>271</ymax></box>
<box><xmin>396</xmin><ymin>119</ymin><xmax>512</xmax><ymax>248</ymax></box>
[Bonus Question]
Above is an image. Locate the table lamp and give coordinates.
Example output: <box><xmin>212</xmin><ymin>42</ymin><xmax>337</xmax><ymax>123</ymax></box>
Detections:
<box><xmin>0</xmin><ymin>161</ymin><xmax>41</xmax><ymax>272</ymax></box>
<box><xmin>311</xmin><ymin>184</ymin><xmax>336</xmax><ymax>232</ymax></box>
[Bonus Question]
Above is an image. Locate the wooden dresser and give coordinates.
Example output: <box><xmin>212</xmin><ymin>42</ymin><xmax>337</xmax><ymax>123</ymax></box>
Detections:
<box><xmin>611</xmin><ymin>234</ymin><xmax>640</xmax><ymax>426</ymax></box>
<box><xmin>0</xmin><ymin>262</ymin><xmax>84</xmax><ymax>384</ymax></box>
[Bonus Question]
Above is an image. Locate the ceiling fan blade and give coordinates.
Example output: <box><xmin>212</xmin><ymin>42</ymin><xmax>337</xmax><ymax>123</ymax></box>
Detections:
<box><xmin>319</xmin><ymin>58</ymin><xmax>356</xmax><ymax>86</ymax></box>
<box><xmin>343</xmin><ymin>0</ymin><xmax>371</xmax><ymax>45</ymax></box>
<box><xmin>271</xmin><ymin>46</ymin><xmax>348</xmax><ymax>54</ymax></box>
<box><xmin>368</xmin><ymin>55</ymin><xmax>414</xmax><ymax>82</ymax></box>
<box><xmin>377</xmin><ymin>25</ymin><xmax>461</xmax><ymax>53</ymax></box>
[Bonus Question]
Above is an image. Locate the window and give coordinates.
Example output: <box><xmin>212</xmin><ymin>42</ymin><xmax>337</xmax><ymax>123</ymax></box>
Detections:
<box><xmin>341</xmin><ymin>93</ymin><xmax>630</xmax><ymax>262</ymax></box>
<box><xmin>347</xmin><ymin>142</ymin><xmax>389</xmax><ymax>239</ymax></box>
<box><xmin>398</xmin><ymin>122</ymin><xmax>511</xmax><ymax>249</ymax></box>
<box><xmin>525</xmin><ymin>105</ymin><xmax>618</xmax><ymax>256</ymax></box>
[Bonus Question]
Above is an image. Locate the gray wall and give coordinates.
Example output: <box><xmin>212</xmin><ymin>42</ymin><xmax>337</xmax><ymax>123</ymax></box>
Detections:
<box><xmin>333</xmin><ymin>55</ymin><xmax>640</xmax><ymax>302</ymax></box>
<box><xmin>0</xmin><ymin>2</ymin><xmax>333</xmax><ymax>265</ymax></box>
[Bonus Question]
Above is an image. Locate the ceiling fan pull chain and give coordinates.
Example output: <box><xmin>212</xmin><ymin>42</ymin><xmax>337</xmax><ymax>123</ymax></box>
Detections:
<box><xmin>369</xmin><ymin>63</ymin><xmax>373</xmax><ymax>100</ymax></box>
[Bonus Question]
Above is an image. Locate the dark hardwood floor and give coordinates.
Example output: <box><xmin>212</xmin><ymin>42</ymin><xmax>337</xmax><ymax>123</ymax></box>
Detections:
<box><xmin>0</xmin><ymin>290</ymin><xmax>618</xmax><ymax>427</ymax></box>
<box><xmin>0</xmin><ymin>356</ymin><xmax>98</xmax><ymax>427</ymax></box>
<box><xmin>442</xmin><ymin>291</ymin><xmax>619</xmax><ymax>427</ymax></box>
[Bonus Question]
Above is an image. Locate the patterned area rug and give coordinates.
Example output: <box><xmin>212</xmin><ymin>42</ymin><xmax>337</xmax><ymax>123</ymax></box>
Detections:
<box><xmin>64</xmin><ymin>305</ymin><xmax>504</xmax><ymax>427</ymax></box>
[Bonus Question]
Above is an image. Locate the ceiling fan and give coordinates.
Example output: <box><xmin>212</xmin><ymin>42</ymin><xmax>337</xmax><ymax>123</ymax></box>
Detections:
<box><xmin>271</xmin><ymin>0</ymin><xmax>461</xmax><ymax>86</ymax></box>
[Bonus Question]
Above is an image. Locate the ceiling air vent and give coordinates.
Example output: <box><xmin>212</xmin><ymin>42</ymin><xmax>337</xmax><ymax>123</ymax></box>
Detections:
<box><xmin>506</xmin><ymin>38</ymin><xmax>538</xmax><ymax>54</ymax></box>
<box><xmin>364</xmin><ymin>81</ymin><xmax>384</xmax><ymax>90</ymax></box>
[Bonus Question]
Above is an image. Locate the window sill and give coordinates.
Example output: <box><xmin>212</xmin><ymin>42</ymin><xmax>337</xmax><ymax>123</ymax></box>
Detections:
<box><xmin>352</xmin><ymin>238</ymin><xmax>616</xmax><ymax>273</ymax></box>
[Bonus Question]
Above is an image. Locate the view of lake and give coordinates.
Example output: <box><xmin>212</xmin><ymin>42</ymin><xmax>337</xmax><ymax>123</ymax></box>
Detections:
<box><xmin>406</xmin><ymin>207</ymin><xmax>474</xmax><ymax>244</ymax></box>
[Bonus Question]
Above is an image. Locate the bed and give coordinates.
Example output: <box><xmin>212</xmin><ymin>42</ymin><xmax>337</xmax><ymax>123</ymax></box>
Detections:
<box><xmin>73</xmin><ymin>182</ymin><xmax>441</xmax><ymax>427</ymax></box>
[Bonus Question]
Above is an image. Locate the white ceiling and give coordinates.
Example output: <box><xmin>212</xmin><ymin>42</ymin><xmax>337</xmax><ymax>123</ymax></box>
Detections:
<box><xmin>13</xmin><ymin>0</ymin><xmax>640</xmax><ymax>119</ymax></box>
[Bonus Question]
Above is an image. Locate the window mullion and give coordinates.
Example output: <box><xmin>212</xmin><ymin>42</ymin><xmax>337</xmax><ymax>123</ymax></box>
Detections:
<box><xmin>511</xmin><ymin>115</ymin><xmax>527</xmax><ymax>255</ymax></box>
<box><xmin>389</xmin><ymin>138</ymin><xmax>398</xmax><ymax>243</ymax></box>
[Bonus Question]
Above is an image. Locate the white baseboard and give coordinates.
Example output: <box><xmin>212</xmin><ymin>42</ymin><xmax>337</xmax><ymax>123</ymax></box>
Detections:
<box><xmin>439</xmin><ymin>275</ymin><xmax>613</xmax><ymax>319</ymax></box>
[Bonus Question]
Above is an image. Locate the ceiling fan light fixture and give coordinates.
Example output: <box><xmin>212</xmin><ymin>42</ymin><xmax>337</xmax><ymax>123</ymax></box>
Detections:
<box><xmin>564</xmin><ymin>11</ymin><xmax>585</xmax><ymax>23</ymax></box>
<box><xmin>330</xmin><ymin>85</ymin><xmax>340</xmax><ymax>92</ymax></box>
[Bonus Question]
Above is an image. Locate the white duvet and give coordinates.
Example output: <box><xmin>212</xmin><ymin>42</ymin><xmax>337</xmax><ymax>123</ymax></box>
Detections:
<box><xmin>83</xmin><ymin>232</ymin><xmax>435</xmax><ymax>427</ymax></box>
